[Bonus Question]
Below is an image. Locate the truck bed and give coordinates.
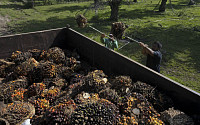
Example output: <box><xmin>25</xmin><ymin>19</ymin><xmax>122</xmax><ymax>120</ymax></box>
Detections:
<box><xmin>0</xmin><ymin>27</ymin><xmax>199</xmax><ymax>118</ymax></box>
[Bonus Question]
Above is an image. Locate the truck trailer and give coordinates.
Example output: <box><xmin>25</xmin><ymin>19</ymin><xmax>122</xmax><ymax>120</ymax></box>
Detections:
<box><xmin>0</xmin><ymin>27</ymin><xmax>200</xmax><ymax>124</ymax></box>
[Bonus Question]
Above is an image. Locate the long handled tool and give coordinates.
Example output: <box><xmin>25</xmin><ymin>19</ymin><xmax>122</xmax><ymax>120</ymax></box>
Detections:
<box><xmin>75</xmin><ymin>14</ymin><xmax>140</xmax><ymax>49</ymax></box>
<box><xmin>89</xmin><ymin>25</ymin><xmax>141</xmax><ymax>50</ymax></box>
<box><xmin>125</xmin><ymin>36</ymin><xmax>139</xmax><ymax>43</ymax></box>
<box><xmin>118</xmin><ymin>36</ymin><xmax>140</xmax><ymax>50</ymax></box>
<box><xmin>118</xmin><ymin>41</ymin><xmax>130</xmax><ymax>50</ymax></box>
<box><xmin>88</xmin><ymin>25</ymin><xmax>113</xmax><ymax>39</ymax></box>
<box><xmin>90</xmin><ymin>25</ymin><xmax>140</xmax><ymax>41</ymax></box>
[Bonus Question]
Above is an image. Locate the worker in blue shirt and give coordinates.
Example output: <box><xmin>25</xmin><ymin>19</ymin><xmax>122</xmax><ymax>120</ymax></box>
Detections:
<box><xmin>139</xmin><ymin>41</ymin><xmax>162</xmax><ymax>73</ymax></box>
<box><xmin>100</xmin><ymin>34</ymin><xmax>118</xmax><ymax>50</ymax></box>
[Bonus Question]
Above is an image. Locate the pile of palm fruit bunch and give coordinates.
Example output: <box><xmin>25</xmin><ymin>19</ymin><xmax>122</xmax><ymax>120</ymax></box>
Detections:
<box><xmin>75</xmin><ymin>14</ymin><xmax>88</xmax><ymax>28</ymax></box>
<box><xmin>110</xmin><ymin>22</ymin><xmax>128</xmax><ymax>40</ymax></box>
<box><xmin>131</xmin><ymin>81</ymin><xmax>174</xmax><ymax>112</ymax></box>
<box><xmin>0</xmin><ymin>101</ymin><xmax>35</xmax><ymax>125</ymax></box>
<box><xmin>0</xmin><ymin>47</ymin><xmax>195</xmax><ymax>125</ymax></box>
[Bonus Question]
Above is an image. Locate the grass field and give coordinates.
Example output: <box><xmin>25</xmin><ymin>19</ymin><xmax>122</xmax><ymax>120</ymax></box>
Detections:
<box><xmin>0</xmin><ymin>0</ymin><xmax>200</xmax><ymax>92</ymax></box>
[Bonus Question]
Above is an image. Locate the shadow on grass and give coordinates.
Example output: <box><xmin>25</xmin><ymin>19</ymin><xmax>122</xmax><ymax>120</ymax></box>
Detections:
<box><xmin>165</xmin><ymin>0</ymin><xmax>200</xmax><ymax>10</ymax></box>
<box><xmin>44</xmin><ymin>5</ymin><xmax>89</xmax><ymax>13</ymax></box>
<box><xmin>0</xmin><ymin>3</ymin><xmax>25</xmax><ymax>9</ymax></box>
<box><xmin>119</xmin><ymin>9</ymin><xmax>165</xmax><ymax>19</ymax></box>
<box><xmin>10</xmin><ymin>16</ymin><xmax>77</xmax><ymax>33</ymax></box>
<box><xmin>119</xmin><ymin>3</ymin><xmax>199</xmax><ymax>20</ymax></box>
<box><xmin>176</xmin><ymin>0</ymin><xmax>200</xmax><ymax>5</ymax></box>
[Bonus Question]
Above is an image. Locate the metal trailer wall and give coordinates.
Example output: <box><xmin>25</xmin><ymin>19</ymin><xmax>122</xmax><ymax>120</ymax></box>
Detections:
<box><xmin>0</xmin><ymin>27</ymin><xmax>200</xmax><ymax>118</ymax></box>
<box><xmin>0</xmin><ymin>28</ymin><xmax>63</xmax><ymax>59</ymax></box>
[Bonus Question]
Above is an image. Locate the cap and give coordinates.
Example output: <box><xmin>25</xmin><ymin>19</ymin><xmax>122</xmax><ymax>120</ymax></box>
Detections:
<box><xmin>109</xmin><ymin>34</ymin><xmax>113</xmax><ymax>37</ymax></box>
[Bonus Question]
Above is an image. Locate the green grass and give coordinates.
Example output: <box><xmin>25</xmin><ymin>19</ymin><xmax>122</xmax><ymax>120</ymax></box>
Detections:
<box><xmin>0</xmin><ymin>0</ymin><xmax>200</xmax><ymax>92</ymax></box>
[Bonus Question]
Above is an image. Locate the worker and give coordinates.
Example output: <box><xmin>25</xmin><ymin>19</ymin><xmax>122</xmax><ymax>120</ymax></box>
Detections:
<box><xmin>139</xmin><ymin>41</ymin><xmax>162</xmax><ymax>73</ymax></box>
<box><xmin>100</xmin><ymin>34</ymin><xmax>118</xmax><ymax>50</ymax></box>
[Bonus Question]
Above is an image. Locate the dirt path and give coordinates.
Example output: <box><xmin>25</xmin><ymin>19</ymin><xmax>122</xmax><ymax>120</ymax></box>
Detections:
<box><xmin>0</xmin><ymin>15</ymin><xmax>10</xmax><ymax>36</ymax></box>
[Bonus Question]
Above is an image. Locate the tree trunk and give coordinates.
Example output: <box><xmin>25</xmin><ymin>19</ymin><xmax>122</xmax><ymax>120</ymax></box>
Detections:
<box><xmin>109</xmin><ymin>0</ymin><xmax>122</xmax><ymax>21</ymax></box>
<box><xmin>94</xmin><ymin>0</ymin><xmax>99</xmax><ymax>16</ymax></box>
<box><xmin>159</xmin><ymin>0</ymin><xmax>167</xmax><ymax>12</ymax></box>
<box><xmin>110</xmin><ymin>4</ymin><xmax>119</xmax><ymax>21</ymax></box>
<box><xmin>32</xmin><ymin>0</ymin><xmax>34</xmax><ymax>7</ymax></box>
<box><xmin>188</xmin><ymin>0</ymin><xmax>195</xmax><ymax>5</ymax></box>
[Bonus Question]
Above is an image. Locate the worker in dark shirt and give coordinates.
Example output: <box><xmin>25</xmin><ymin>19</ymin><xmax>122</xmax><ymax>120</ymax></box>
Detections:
<box><xmin>100</xmin><ymin>34</ymin><xmax>118</xmax><ymax>50</ymax></box>
<box><xmin>139</xmin><ymin>41</ymin><xmax>162</xmax><ymax>73</ymax></box>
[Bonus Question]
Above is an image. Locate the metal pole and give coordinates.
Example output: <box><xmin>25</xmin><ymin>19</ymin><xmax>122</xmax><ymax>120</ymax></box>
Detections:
<box><xmin>118</xmin><ymin>36</ymin><xmax>140</xmax><ymax>50</ymax></box>
<box><xmin>88</xmin><ymin>25</ymin><xmax>140</xmax><ymax>50</ymax></box>
<box><xmin>125</xmin><ymin>36</ymin><xmax>139</xmax><ymax>43</ymax></box>
<box><xmin>118</xmin><ymin>42</ymin><xmax>130</xmax><ymax>50</ymax></box>
<box><xmin>88</xmin><ymin>25</ymin><xmax>140</xmax><ymax>43</ymax></box>
<box><xmin>88</xmin><ymin>25</ymin><xmax>113</xmax><ymax>39</ymax></box>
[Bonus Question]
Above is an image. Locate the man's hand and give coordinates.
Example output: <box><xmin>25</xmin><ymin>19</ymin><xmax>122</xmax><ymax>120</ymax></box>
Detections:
<box><xmin>139</xmin><ymin>42</ymin><xmax>145</xmax><ymax>47</ymax></box>
<box><xmin>110</xmin><ymin>37</ymin><xmax>115</xmax><ymax>42</ymax></box>
<box><xmin>139</xmin><ymin>42</ymin><xmax>154</xmax><ymax>56</ymax></box>
<box><xmin>139</xmin><ymin>42</ymin><xmax>148</xmax><ymax>48</ymax></box>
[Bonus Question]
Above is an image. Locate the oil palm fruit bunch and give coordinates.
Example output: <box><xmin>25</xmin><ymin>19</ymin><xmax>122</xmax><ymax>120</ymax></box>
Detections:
<box><xmin>56</xmin><ymin>65</ymin><xmax>72</xmax><ymax>80</ymax></box>
<box><xmin>110</xmin><ymin>22</ymin><xmax>128</xmax><ymax>40</ymax></box>
<box><xmin>66</xmin><ymin>57</ymin><xmax>81</xmax><ymax>72</ymax></box>
<box><xmin>0</xmin><ymin>82</ymin><xmax>16</xmax><ymax>103</ymax></box>
<box><xmin>132</xmin><ymin>81</ymin><xmax>174</xmax><ymax>112</ymax></box>
<box><xmin>44</xmin><ymin>99</ymin><xmax>76</xmax><ymax>125</ymax></box>
<box><xmin>64</xmin><ymin>74</ymin><xmax>86</xmax><ymax>99</ymax></box>
<box><xmin>43</xmin><ymin>77</ymin><xmax>67</xmax><ymax>90</ymax></box>
<box><xmin>71</xmin><ymin>98</ymin><xmax>119</xmax><ymax>125</ymax></box>
<box><xmin>27</xmin><ymin>83</ymin><xmax>46</xmax><ymax>97</ymax></box>
<box><xmin>75</xmin><ymin>14</ymin><xmax>87</xmax><ymax>28</ymax></box>
<box><xmin>118</xmin><ymin>115</ymin><xmax>138</xmax><ymax>125</ymax></box>
<box><xmin>27</xmin><ymin>65</ymin><xmax>43</xmax><ymax>84</ymax></box>
<box><xmin>28</xmin><ymin>49</ymin><xmax>41</xmax><ymax>61</ymax></box>
<box><xmin>0</xmin><ymin>101</ymin><xmax>35</xmax><ymax>125</ymax></box>
<box><xmin>45</xmin><ymin>87</ymin><xmax>60</xmax><ymax>104</ymax></box>
<box><xmin>7</xmin><ymin>76</ymin><xmax>29</xmax><ymax>89</ymax></box>
<box><xmin>52</xmin><ymin>91</ymin><xmax>72</xmax><ymax>106</ymax></box>
<box><xmin>85</xmin><ymin>70</ymin><xmax>110</xmax><ymax>93</ymax></box>
<box><xmin>110</xmin><ymin>75</ymin><xmax>133</xmax><ymax>96</ymax></box>
<box><xmin>0</xmin><ymin>77</ymin><xmax>28</xmax><ymax>103</ymax></box>
<box><xmin>14</xmin><ymin>58</ymin><xmax>38</xmax><ymax>76</ymax></box>
<box><xmin>121</xmin><ymin>92</ymin><xmax>163</xmax><ymax>125</ymax></box>
<box><xmin>39</xmin><ymin>61</ymin><xmax>57</xmax><ymax>78</ymax></box>
<box><xmin>65</xmin><ymin>81</ymin><xmax>85</xmax><ymax>99</ymax></box>
<box><xmin>0</xmin><ymin>59</ymin><xmax>15</xmax><ymax>78</ymax></box>
<box><xmin>99</xmin><ymin>88</ymin><xmax>121</xmax><ymax>105</ymax></box>
<box><xmin>33</xmin><ymin>98</ymin><xmax>49</xmax><ymax>116</ymax></box>
<box><xmin>74</xmin><ymin>92</ymin><xmax>100</xmax><ymax>105</ymax></box>
<box><xmin>10</xmin><ymin>51</ymin><xmax>32</xmax><ymax>65</ymax></box>
<box><xmin>69</xmin><ymin>73</ymin><xmax>85</xmax><ymax>85</ymax></box>
<box><xmin>160</xmin><ymin>107</ymin><xmax>194</xmax><ymax>125</ymax></box>
<box><xmin>11</xmin><ymin>88</ymin><xmax>27</xmax><ymax>101</ymax></box>
<box><xmin>40</xmin><ymin>47</ymin><xmax>66</xmax><ymax>64</ymax></box>
<box><xmin>74</xmin><ymin>92</ymin><xmax>91</xmax><ymax>104</ymax></box>
<box><xmin>0</xmin><ymin>64</ymin><xmax>9</xmax><ymax>78</ymax></box>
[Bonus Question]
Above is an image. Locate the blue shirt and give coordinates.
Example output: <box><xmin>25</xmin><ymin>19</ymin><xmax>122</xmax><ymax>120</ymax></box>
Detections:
<box><xmin>146</xmin><ymin>50</ymin><xmax>162</xmax><ymax>73</ymax></box>
<box><xmin>101</xmin><ymin>38</ymin><xmax>118</xmax><ymax>50</ymax></box>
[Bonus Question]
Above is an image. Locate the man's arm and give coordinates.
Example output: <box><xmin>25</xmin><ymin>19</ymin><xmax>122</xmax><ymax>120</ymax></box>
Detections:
<box><xmin>100</xmin><ymin>34</ymin><xmax>106</xmax><ymax>44</ymax></box>
<box><xmin>139</xmin><ymin>42</ymin><xmax>154</xmax><ymax>56</ymax></box>
<box><xmin>114</xmin><ymin>40</ymin><xmax>118</xmax><ymax>49</ymax></box>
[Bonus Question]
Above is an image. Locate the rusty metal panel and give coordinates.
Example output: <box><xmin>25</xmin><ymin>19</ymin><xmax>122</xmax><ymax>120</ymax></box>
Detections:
<box><xmin>0</xmin><ymin>28</ymin><xmax>63</xmax><ymax>59</ymax></box>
